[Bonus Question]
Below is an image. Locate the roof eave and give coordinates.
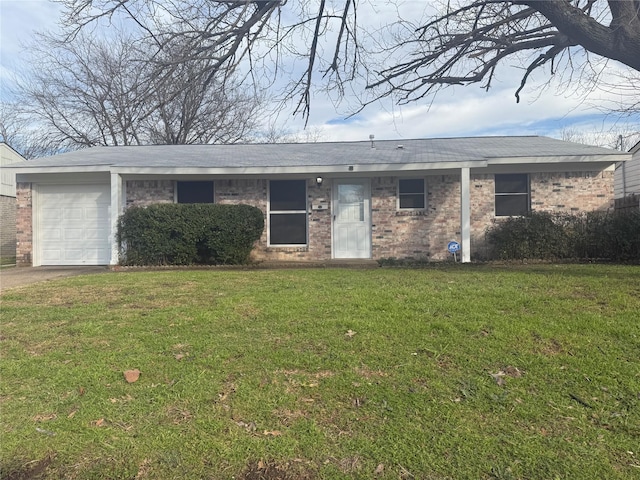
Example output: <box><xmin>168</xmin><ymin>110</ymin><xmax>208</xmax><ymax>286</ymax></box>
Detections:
<box><xmin>112</xmin><ymin>161</ymin><xmax>485</xmax><ymax>175</ymax></box>
<box><xmin>8</xmin><ymin>165</ymin><xmax>113</xmax><ymax>174</ymax></box>
<box><xmin>488</xmin><ymin>153</ymin><xmax>630</xmax><ymax>165</ymax></box>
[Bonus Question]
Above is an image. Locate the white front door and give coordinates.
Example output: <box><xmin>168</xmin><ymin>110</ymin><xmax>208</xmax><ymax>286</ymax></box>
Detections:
<box><xmin>332</xmin><ymin>179</ymin><xmax>371</xmax><ymax>259</ymax></box>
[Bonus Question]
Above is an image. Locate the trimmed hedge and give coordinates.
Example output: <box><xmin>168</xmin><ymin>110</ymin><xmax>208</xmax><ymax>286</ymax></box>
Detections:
<box><xmin>117</xmin><ymin>203</ymin><xmax>264</xmax><ymax>265</ymax></box>
<box><xmin>486</xmin><ymin>210</ymin><xmax>640</xmax><ymax>263</ymax></box>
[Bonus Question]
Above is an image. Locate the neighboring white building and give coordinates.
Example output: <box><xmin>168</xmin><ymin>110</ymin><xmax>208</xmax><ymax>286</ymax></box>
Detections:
<box><xmin>615</xmin><ymin>140</ymin><xmax>640</xmax><ymax>198</ymax></box>
<box><xmin>1</xmin><ymin>143</ymin><xmax>27</xmax><ymax>260</ymax></box>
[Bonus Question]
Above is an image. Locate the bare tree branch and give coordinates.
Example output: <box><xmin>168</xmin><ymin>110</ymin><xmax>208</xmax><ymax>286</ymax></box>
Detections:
<box><xmin>15</xmin><ymin>29</ymin><xmax>264</xmax><ymax>151</ymax></box>
<box><xmin>50</xmin><ymin>0</ymin><xmax>640</xmax><ymax>123</ymax></box>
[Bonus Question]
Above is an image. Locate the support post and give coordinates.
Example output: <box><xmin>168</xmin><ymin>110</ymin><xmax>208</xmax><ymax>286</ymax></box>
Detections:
<box><xmin>460</xmin><ymin>167</ymin><xmax>471</xmax><ymax>263</ymax></box>
<box><xmin>110</xmin><ymin>172</ymin><xmax>122</xmax><ymax>266</ymax></box>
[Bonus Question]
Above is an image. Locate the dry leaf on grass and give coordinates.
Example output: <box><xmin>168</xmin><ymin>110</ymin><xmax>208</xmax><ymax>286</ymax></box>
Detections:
<box><xmin>504</xmin><ymin>366</ymin><xmax>523</xmax><ymax>377</ymax></box>
<box><xmin>235</xmin><ymin>420</ymin><xmax>257</xmax><ymax>432</ymax></box>
<box><xmin>490</xmin><ymin>366</ymin><xmax>524</xmax><ymax>386</ymax></box>
<box><xmin>124</xmin><ymin>369</ymin><xmax>141</xmax><ymax>383</ymax></box>
<box><xmin>375</xmin><ymin>463</ymin><xmax>385</xmax><ymax>475</ymax></box>
<box><xmin>33</xmin><ymin>413</ymin><xmax>57</xmax><ymax>422</ymax></box>
<box><xmin>263</xmin><ymin>430</ymin><xmax>282</xmax><ymax>436</ymax></box>
<box><xmin>490</xmin><ymin>371</ymin><xmax>506</xmax><ymax>386</ymax></box>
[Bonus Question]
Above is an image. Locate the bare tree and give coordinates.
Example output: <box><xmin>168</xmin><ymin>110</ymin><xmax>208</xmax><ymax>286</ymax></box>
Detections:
<box><xmin>16</xmin><ymin>29</ymin><xmax>263</xmax><ymax>151</ymax></box>
<box><xmin>52</xmin><ymin>0</ymin><xmax>640</xmax><ymax>121</ymax></box>
<box><xmin>18</xmin><ymin>33</ymin><xmax>149</xmax><ymax>148</ymax></box>
<box><xmin>145</xmin><ymin>38</ymin><xmax>264</xmax><ymax>144</ymax></box>
<box><xmin>0</xmin><ymin>100</ymin><xmax>60</xmax><ymax>159</ymax></box>
<box><xmin>561</xmin><ymin>127</ymin><xmax>640</xmax><ymax>151</ymax></box>
<box><xmin>594</xmin><ymin>69</ymin><xmax>640</xmax><ymax>119</ymax></box>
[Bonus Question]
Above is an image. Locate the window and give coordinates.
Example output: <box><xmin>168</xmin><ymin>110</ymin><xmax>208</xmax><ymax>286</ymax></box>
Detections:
<box><xmin>269</xmin><ymin>180</ymin><xmax>307</xmax><ymax>245</ymax></box>
<box><xmin>495</xmin><ymin>174</ymin><xmax>530</xmax><ymax>216</ymax></box>
<box><xmin>398</xmin><ymin>178</ymin><xmax>426</xmax><ymax>209</ymax></box>
<box><xmin>177</xmin><ymin>181</ymin><xmax>214</xmax><ymax>203</ymax></box>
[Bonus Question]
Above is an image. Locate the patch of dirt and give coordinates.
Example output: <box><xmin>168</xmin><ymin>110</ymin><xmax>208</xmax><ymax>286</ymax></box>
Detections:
<box><xmin>354</xmin><ymin>366</ymin><xmax>389</xmax><ymax>379</ymax></box>
<box><xmin>334</xmin><ymin>456</ymin><xmax>362</xmax><ymax>474</ymax></box>
<box><xmin>166</xmin><ymin>404</ymin><xmax>194</xmax><ymax>424</ymax></box>
<box><xmin>272</xmin><ymin>408</ymin><xmax>308</xmax><ymax>426</ymax></box>
<box><xmin>275</xmin><ymin>369</ymin><xmax>334</xmax><ymax>394</ymax></box>
<box><xmin>234</xmin><ymin>302</ymin><xmax>261</xmax><ymax>320</ymax></box>
<box><xmin>239</xmin><ymin>460</ymin><xmax>316</xmax><ymax>480</ymax></box>
<box><xmin>1</xmin><ymin>454</ymin><xmax>55</xmax><ymax>480</ymax></box>
<box><xmin>134</xmin><ymin>458</ymin><xmax>152</xmax><ymax>479</ymax></box>
<box><xmin>532</xmin><ymin>332</ymin><xmax>564</xmax><ymax>355</ymax></box>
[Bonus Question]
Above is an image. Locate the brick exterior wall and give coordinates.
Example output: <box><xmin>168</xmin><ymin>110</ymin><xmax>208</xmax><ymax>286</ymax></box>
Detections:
<box><xmin>125</xmin><ymin>180</ymin><xmax>175</xmax><ymax>207</ymax></box>
<box><xmin>125</xmin><ymin>178</ymin><xmax>334</xmax><ymax>262</ymax></box>
<box><xmin>14</xmin><ymin>169</ymin><xmax>615</xmax><ymax>265</ymax></box>
<box><xmin>470</xmin><ymin>171</ymin><xmax>615</xmax><ymax>258</ymax></box>
<box><xmin>15</xmin><ymin>183</ymin><xmax>32</xmax><ymax>266</ymax></box>
<box><xmin>0</xmin><ymin>195</ymin><xmax>17</xmax><ymax>259</ymax></box>
<box><xmin>531</xmin><ymin>171</ymin><xmax>614</xmax><ymax>212</ymax></box>
<box><xmin>371</xmin><ymin>171</ymin><xmax>614</xmax><ymax>261</ymax></box>
<box><xmin>371</xmin><ymin>175</ymin><xmax>461</xmax><ymax>260</ymax></box>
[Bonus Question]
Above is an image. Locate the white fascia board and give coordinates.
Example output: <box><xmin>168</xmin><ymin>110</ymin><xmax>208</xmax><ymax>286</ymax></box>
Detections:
<box><xmin>10</xmin><ymin>165</ymin><xmax>112</xmax><ymax>174</ymax></box>
<box><xmin>474</xmin><ymin>161</ymin><xmax>618</xmax><ymax>175</ymax></box>
<box><xmin>112</xmin><ymin>161</ymin><xmax>484</xmax><ymax>176</ymax></box>
<box><xmin>16</xmin><ymin>172</ymin><xmax>111</xmax><ymax>184</ymax></box>
<box><xmin>488</xmin><ymin>154</ymin><xmax>630</xmax><ymax>165</ymax></box>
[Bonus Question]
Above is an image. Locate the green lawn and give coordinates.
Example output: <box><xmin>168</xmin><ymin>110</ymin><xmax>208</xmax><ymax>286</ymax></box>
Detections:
<box><xmin>1</xmin><ymin>265</ymin><xmax>639</xmax><ymax>479</ymax></box>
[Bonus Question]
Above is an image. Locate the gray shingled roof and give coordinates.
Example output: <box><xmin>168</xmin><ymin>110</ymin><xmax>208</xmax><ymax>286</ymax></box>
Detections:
<box><xmin>12</xmin><ymin>136</ymin><xmax>625</xmax><ymax>170</ymax></box>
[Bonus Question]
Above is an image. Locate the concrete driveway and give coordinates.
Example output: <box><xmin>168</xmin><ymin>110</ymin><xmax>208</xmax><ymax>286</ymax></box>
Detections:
<box><xmin>0</xmin><ymin>266</ymin><xmax>110</xmax><ymax>293</ymax></box>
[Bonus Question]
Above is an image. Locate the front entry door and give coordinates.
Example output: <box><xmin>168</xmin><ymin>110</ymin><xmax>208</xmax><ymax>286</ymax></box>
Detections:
<box><xmin>333</xmin><ymin>179</ymin><xmax>371</xmax><ymax>259</ymax></box>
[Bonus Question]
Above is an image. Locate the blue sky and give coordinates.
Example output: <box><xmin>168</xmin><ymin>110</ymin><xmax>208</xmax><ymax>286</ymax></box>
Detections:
<box><xmin>1</xmin><ymin>0</ymin><xmax>638</xmax><ymax>147</ymax></box>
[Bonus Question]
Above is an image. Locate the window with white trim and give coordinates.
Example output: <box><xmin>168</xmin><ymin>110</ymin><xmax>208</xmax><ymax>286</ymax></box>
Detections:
<box><xmin>269</xmin><ymin>180</ymin><xmax>307</xmax><ymax>245</ymax></box>
<box><xmin>495</xmin><ymin>174</ymin><xmax>530</xmax><ymax>216</ymax></box>
<box><xmin>398</xmin><ymin>178</ymin><xmax>426</xmax><ymax>210</ymax></box>
<box><xmin>177</xmin><ymin>181</ymin><xmax>214</xmax><ymax>203</ymax></box>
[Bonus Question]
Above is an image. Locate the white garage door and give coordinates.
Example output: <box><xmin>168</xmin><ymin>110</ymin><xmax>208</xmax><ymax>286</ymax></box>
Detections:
<box><xmin>38</xmin><ymin>184</ymin><xmax>111</xmax><ymax>265</ymax></box>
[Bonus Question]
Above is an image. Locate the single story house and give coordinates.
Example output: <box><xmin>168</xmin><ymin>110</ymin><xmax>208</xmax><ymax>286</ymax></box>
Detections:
<box><xmin>614</xmin><ymin>140</ymin><xmax>640</xmax><ymax>210</ymax></box>
<box><xmin>9</xmin><ymin>136</ymin><xmax>628</xmax><ymax>266</ymax></box>
<box><xmin>1</xmin><ymin>143</ymin><xmax>27</xmax><ymax>260</ymax></box>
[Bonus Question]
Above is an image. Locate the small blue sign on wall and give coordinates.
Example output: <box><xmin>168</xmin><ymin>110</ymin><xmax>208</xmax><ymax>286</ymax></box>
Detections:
<box><xmin>447</xmin><ymin>241</ymin><xmax>461</xmax><ymax>254</ymax></box>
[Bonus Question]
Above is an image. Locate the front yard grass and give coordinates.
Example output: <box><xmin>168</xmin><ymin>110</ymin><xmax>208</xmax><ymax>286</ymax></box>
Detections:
<box><xmin>1</xmin><ymin>265</ymin><xmax>639</xmax><ymax>479</ymax></box>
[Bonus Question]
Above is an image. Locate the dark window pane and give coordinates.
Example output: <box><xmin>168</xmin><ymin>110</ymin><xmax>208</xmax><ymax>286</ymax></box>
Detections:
<box><xmin>496</xmin><ymin>195</ymin><xmax>529</xmax><ymax>216</ymax></box>
<box><xmin>270</xmin><ymin>180</ymin><xmax>306</xmax><ymax>211</ymax></box>
<box><xmin>399</xmin><ymin>178</ymin><xmax>425</xmax><ymax>209</ymax></box>
<box><xmin>399</xmin><ymin>194</ymin><xmax>425</xmax><ymax>209</ymax></box>
<box><xmin>177</xmin><ymin>181</ymin><xmax>214</xmax><ymax>203</ymax></box>
<box><xmin>270</xmin><ymin>213</ymin><xmax>307</xmax><ymax>245</ymax></box>
<box><xmin>399</xmin><ymin>179</ymin><xmax>424</xmax><ymax>194</ymax></box>
<box><xmin>495</xmin><ymin>174</ymin><xmax>528</xmax><ymax>194</ymax></box>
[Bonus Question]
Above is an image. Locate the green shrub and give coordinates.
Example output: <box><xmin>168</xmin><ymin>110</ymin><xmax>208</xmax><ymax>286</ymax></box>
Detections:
<box><xmin>117</xmin><ymin>203</ymin><xmax>264</xmax><ymax>265</ymax></box>
<box><xmin>486</xmin><ymin>210</ymin><xmax>640</xmax><ymax>263</ymax></box>
<box><xmin>486</xmin><ymin>212</ymin><xmax>571</xmax><ymax>260</ymax></box>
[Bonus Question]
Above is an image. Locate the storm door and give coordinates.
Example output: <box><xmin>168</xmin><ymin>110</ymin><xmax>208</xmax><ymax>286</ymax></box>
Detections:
<box><xmin>332</xmin><ymin>179</ymin><xmax>371</xmax><ymax>259</ymax></box>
